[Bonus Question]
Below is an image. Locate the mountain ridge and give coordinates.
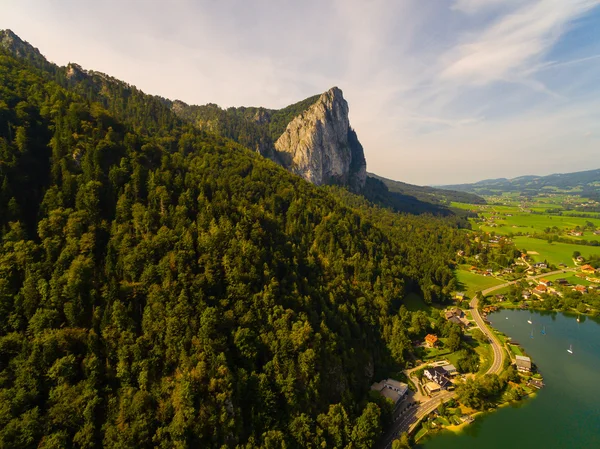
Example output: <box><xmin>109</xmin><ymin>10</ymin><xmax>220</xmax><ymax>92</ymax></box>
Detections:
<box><xmin>440</xmin><ymin>168</ymin><xmax>600</xmax><ymax>198</ymax></box>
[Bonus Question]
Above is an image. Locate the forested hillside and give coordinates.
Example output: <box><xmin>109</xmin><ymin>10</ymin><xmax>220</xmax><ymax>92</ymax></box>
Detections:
<box><xmin>0</xmin><ymin>44</ymin><xmax>469</xmax><ymax>448</ymax></box>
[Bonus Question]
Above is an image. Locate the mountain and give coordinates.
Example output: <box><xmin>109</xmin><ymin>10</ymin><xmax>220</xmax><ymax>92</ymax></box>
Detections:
<box><xmin>0</xmin><ymin>32</ymin><xmax>467</xmax><ymax>448</ymax></box>
<box><xmin>440</xmin><ymin>168</ymin><xmax>600</xmax><ymax>198</ymax></box>
<box><xmin>170</xmin><ymin>88</ymin><xmax>367</xmax><ymax>189</ymax></box>
<box><xmin>368</xmin><ymin>173</ymin><xmax>486</xmax><ymax>205</ymax></box>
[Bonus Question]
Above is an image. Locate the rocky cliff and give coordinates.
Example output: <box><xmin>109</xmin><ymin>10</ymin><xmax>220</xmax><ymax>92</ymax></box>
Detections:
<box><xmin>274</xmin><ymin>87</ymin><xmax>366</xmax><ymax>189</ymax></box>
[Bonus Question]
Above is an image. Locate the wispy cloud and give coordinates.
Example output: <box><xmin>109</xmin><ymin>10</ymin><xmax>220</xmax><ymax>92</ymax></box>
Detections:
<box><xmin>440</xmin><ymin>0</ymin><xmax>600</xmax><ymax>85</ymax></box>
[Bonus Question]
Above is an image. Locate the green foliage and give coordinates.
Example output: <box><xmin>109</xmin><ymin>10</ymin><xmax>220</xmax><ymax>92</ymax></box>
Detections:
<box><xmin>0</xmin><ymin>48</ymin><xmax>464</xmax><ymax>448</ymax></box>
<box><xmin>455</xmin><ymin>374</ymin><xmax>506</xmax><ymax>410</ymax></box>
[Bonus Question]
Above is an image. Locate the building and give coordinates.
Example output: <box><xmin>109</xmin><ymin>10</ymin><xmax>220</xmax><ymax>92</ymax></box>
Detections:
<box><xmin>515</xmin><ymin>355</ymin><xmax>532</xmax><ymax>372</ymax></box>
<box><xmin>494</xmin><ymin>294</ymin><xmax>506</xmax><ymax>302</ymax></box>
<box><xmin>576</xmin><ymin>256</ymin><xmax>585</xmax><ymax>263</ymax></box>
<box><xmin>425</xmin><ymin>334</ymin><xmax>438</xmax><ymax>348</ymax></box>
<box><xmin>457</xmin><ymin>250</ymin><xmax>465</xmax><ymax>257</ymax></box>
<box><xmin>539</xmin><ymin>279</ymin><xmax>552</xmax><ymax>287</ymax></box>
<box><xmin>574</xmin><ymin>285</ymin><xmax>588</xmax><ymax>294</ymax></box>
<box><xmin>556</xmin><ymin>278</ymin><xmax>569</xmax><ymax>286</ymax></box>
<box><xmin>522</xmin><ymin>290</ymin><xmax>532</xmax><ymax>300</ymax></box>
<box><xmin>370</xmin><ymin>379</ymin><xmax>409</xmax><ymax>405</ymax></box>
<box><xmin>533</xmin><ymin>262</ymin><xmax>548</xmax><ymax>269</ymax></box>
<box><xmin>424</xmin><ymin>367</ymin><xmax>452</xmax><ymax>389</ymax></box>
<box><xmin>533</xmin><ymin>284</ymin><xmax>547</xmax><ymax>297</ymax></box>
<box><xmin>581</xmin><ymin>264</ymin><xmax>596</xmax><ymax>274</ymax></box>
<box><xmin>455</xmin><ymin>292</ymin><xmax>466</xmax><ymax>301</ymax></box>
<box><xmin>442</xmin><ymin>364</ymin><xmax>458</xmax><ymax>376</ymax></box>
<box><xmin>424</xmin><ymin>382</ymin><xmax>441</xmax><ymax>394</ymax></box>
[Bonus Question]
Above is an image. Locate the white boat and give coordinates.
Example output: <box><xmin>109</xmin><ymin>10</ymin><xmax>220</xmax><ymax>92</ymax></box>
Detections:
<box><xmin>577</xmin><ymin>316</ymin><xmax>581</xmax><ymax>323</ymax></box>
<box><xmin>527</xmin><ymin>320</ymin><xmax>532</xmax><ymax>324</ymax></box>
<box><xmin>567</xmin><ymin>344</ymin><xmax>573</xmax><ymax>354</ymax></box>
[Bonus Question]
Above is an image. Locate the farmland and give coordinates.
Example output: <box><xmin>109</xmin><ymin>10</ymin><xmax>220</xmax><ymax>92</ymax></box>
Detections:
<box><xmin>455</xmin><ymin>268</ymin><xmax>505</xmax><ymax>297</ymax></box>
<box><xmin>512</xmin><ymin>236</ymin><xmax>598</xmax><ymax>267</ymax></box>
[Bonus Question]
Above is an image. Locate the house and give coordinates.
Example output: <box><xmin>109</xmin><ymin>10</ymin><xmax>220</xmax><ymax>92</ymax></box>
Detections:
<box><xmin>539</xmin><ymin>279</ymin><xmax>552</xmax><ymax>287</ymax></box>
<box><xmin>515</xmin><ymin>355</ymin><xmax>532</xmax><ymax>372</ymax></box>
<box><xmin>586</xmin><ymin>277</ymin><xmax>600</xmax><ymax>284</ymax></box>
<box><xmin>574</xmin><ymin>285</ymin><xmax>588</xmax><ymax>294</ymax></box>
<box><xmin>534</xmin><ymin>284</ymin><xmax>547</xmax><ymax>293</ymax></box>
<box><xmin>442</xmin><ymin>364</ymin><xmax>458</xmax><ymax>376</ymax></box>
<box><xmin>424</xmin><ymin>382</ymin><xmax>441</xmax><ymax>394</ymax></box>
<box><xmin>556</xmin><ymin>278</ymin><xmax>569</xmax><ymax>286</ymax></box>
<box><xmin>454</xmin><ymin>292</ymin><xmax>466</xmax><ymax>301</ymax></box>
<box><xmin>448</xmin><ymin>316</ymin><xmax>465</xmax><ymax>327</ymax></box>
<box><xmin>533</xmin><ymin>262</ymin><xmax>548</xmax><ymax>269</ymax></box>
<box><xmin>581</xmin><ymin>264</ymin><xmax>596</xmax><ymax>274</ymax></box>
<box><xmin>423</xmin><ymin>367</ymin><xmax>452</xmax><ymax>390</ymax></box>
<box><xmin>502</xmin><ymin>268</ymin><xmax>514</xmax><ymax>274</ymax></box>
<box><xmin>522</xmin><ymin>290</ymin><xmax>532</xmax><ymax>300</ymax></box>
<box><xmin>370</xmin><ymin>379</ymin><xmax>409</xmax><ymax>405</ymax></box>
<box><xmin>494</xmin><ymin>294</ymin><xmax>506</xmax><ymax>302</ymax></box>
<box><xmin>576</xmin><ymin>256</ymin><xmax>585</xmax><ymax>263</ymax></box>
<box><xmin>457</xmin><ymin>250</ymin><xmax>465</xmax><ymax>257</ymax></box>
<box><xmin>425</xmin><ymin>334</ymin><xmax>438</xmax><ymax>348</ymax></box>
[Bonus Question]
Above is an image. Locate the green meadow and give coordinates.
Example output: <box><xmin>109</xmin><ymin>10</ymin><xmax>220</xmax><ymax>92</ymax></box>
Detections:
<box><xmin>478</xmin><ymin>211</ymin><xmax>600</xmax><ymax>240</ymax></box>
<box><xmin>512</xmin><ymin>236</ymin><xmax>599</xmax><ymax>267</ymax></box>
<box><xmin>455</xmin><ymin>269</ymin><xmax>505</xmax><ymax>297</ymax></box>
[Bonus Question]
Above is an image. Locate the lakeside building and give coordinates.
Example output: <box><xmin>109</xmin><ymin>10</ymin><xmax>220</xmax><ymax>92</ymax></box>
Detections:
<box><xmin>515</xmin><ymin>355</ymin><xmax>532</xmax><ymax>373</ymax></box>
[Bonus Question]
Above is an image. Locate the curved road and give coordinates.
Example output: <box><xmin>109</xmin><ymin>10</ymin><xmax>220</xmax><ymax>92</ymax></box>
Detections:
<box><xmin>379</xmin><ymin>267</ymin><xmax>575</xmax><ymax>447</ymax></box>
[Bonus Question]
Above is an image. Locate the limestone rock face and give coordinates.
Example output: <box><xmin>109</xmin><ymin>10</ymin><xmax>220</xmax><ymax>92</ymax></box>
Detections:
<box><xmin>274</xmin><ymin>87</ymin><xmax>366</xmax><ymax>189</ymax></box>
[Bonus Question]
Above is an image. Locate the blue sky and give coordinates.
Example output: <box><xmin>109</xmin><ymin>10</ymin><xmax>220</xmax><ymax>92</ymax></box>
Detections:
<box><xmin>2</xmin><ymin>0</ymin><xmax>599</xmax><ymax>185</ymax></box>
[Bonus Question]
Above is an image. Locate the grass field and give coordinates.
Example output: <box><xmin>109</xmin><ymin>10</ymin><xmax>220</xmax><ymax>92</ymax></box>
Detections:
<box><xmin>478</xmin><ymin>211</ymin><xmax>600</xmax><ymax>240</ymax></box>
<box><xmin>452</xmin><ymin>199</ymin><xmax>600</xmax><ymax>241</ymax></box>
<box><xmin>512</xmin><ymin>236</ymin><xmax>598</xmax><ymax>267</ymax></box>
<box><xmin>543</xmin><ymin>272</ymin><xmax>593</xmax><ymax>286</ymax></box>
<box><xmin>509</xmin><ymin>344</ymin><xmax>523</xmax><ymax>356</ymax></box>
<box><xmin>455</xmin><ymin>269</ymin><xmax>505</xmax><ymax>296</ymax></box>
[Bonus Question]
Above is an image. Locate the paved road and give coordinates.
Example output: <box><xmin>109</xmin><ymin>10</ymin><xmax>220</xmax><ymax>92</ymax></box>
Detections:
<box><xmin>378</xmin><ymin>267</ymin><xmax>576</xmax><ymax>447</ymax></box>
<box><xmin>471</xmin><ymin>267</ymin><xmax>575</xmax><ymax>375</ymax></box>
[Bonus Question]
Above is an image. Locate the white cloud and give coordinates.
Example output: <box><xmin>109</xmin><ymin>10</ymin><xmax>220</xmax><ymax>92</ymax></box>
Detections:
<box><xmin>441</xmin><ymin>0</ymin><xmax>600</xmax><ymax>85</ymax></box>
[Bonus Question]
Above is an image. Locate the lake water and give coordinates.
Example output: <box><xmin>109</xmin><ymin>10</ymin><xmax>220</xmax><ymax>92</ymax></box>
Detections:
<box><xmin>419</xmin><ymin>309</ymin><xmax>600</xmax><ymax>449</ymax></box>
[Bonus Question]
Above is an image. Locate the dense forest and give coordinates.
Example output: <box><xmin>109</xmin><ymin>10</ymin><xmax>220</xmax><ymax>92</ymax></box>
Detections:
<box><xmin>0</xmin><ymin>34</ymin><xmax>469</xmax><ymax>448</ymax></box>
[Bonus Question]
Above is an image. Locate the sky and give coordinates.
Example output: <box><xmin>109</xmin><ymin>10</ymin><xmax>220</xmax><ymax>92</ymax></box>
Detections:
<box><xmin>2</xmin><ymin>0</ymin><xmax>600</xmax><ymax>185</ymax></box>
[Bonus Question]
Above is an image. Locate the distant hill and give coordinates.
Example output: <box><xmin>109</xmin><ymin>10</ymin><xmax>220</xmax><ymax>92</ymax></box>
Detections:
<box><xmin>369</xmin><ymin>173</ymin><xmax>486</xmax><ymax>206</ymax></box>
<box><xmin>440</xmin><ymin>168</ymin><xmax>600</xmax><ymax>199</ymax></box>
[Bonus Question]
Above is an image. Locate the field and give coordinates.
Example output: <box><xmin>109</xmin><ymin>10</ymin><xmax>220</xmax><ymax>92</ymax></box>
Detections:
<box><xmin>453</xmin><ymin>199</ymin><xmax>600</xmax><ymax>242</ymax></box>
<box><xmin>455</xmin><ymin>269</ymin><xmax>505</xmax><ymax>297</ymax></box>
<box><xmin>512</xmin><ymin>236</ymin><xmax>598</xmax><ymax>267</ymax></box>
<box><xmin>509</xmin><ymin>344</ymin><xmax>523</xmax><ymax>356</ymax></box>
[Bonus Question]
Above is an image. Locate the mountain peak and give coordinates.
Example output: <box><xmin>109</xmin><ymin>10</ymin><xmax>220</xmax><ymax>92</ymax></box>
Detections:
<box><xmin>0</xmin><ymin>29</ymin><xmax>52</xmax><ymax>70</ymax></box>
<box><xmin>274</xmin><ymin>86</ymin><xmax>367</xmax><ymax>189</ymax></box>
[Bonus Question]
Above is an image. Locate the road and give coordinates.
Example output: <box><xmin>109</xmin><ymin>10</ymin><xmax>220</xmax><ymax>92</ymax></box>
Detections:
<box><xmin>471</xmin><ymin>267</ymin><xmax>575</xmax><ymax>375</ymax></box>
<box><xmin>378</xmin><ymin>267</ymin><xmax>575</xmax><ymax>447</ymax></box>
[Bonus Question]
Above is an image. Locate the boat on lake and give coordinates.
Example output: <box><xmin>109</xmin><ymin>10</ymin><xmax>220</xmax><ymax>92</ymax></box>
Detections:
<box><xmin>528</xmin><ymin>320</ymin><xmax>532</xmax><ymax>324</ymax></box>
<box><xmin>541</xmin><ymin>326</ymin><xmax>546</xmax><ymax>335</ymax></box>
<box><xmin>568</xmin><ymin>344</ymin><xmax>573</xmax><ymax>354</ymax></box>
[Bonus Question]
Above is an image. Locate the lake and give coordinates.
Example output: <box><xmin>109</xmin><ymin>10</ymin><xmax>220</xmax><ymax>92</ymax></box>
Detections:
<box><xmin>419</xmin><ymin>309</ymin><xmax>600</xmax><ymax>449</ymax></box>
